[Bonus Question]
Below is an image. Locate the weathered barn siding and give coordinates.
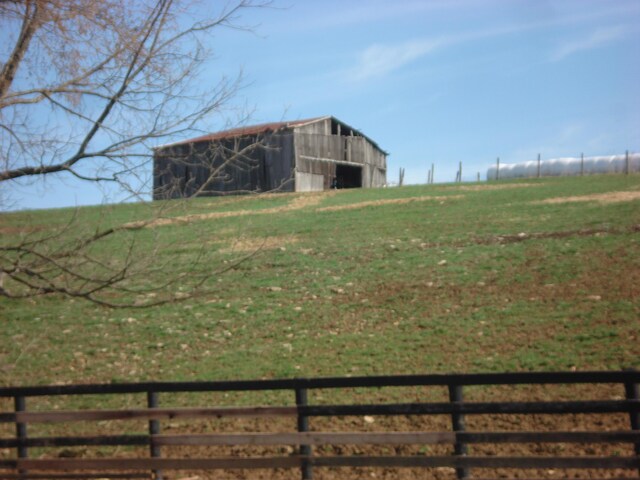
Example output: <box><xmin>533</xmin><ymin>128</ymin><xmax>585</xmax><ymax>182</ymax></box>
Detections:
<box><xmin>295</xmin><ymin>171</ymin><xmax>325</xmax><ymax>191</ymax></box>
<box><xmin>296</xmin><ymin>118</ymin><xmax>331</xmax><ymax>136</ymax></box>
<box><xmin>153</xmin><ymin>133</ymin><xmax>295</xmax><ymax>199</ymax></box>
<box><xmin>153</xmin><ymin>116</ymin><xmax>386</xmax><ymax>199</ymax></box>
<box><xmin>294</xmin><ymin>133</ymin><xmax>386</xmax><ymax>189</ymax></box>
<box><xmin>263</xmin><ymin>133</ymin><xmax>296</xmax><ymax>191</ymax></box>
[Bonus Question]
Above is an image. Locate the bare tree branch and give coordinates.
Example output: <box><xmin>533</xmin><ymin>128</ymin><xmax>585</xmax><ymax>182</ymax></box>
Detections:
<box><xmin>0</xmin><ymin>0</ymin><xmax>41</xmax><ymax>98</ymax></box>
<box><xmin>0</xmin><ymin>0</ymin><xmax>274</xmax><ymax>307</ymax></box>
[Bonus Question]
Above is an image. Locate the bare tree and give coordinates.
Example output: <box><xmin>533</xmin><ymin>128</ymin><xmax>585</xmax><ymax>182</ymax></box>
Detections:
<box><xmin>0</xmin><ymin>0</ymin><xmax>268</xmax><ymax>307</ymax></box>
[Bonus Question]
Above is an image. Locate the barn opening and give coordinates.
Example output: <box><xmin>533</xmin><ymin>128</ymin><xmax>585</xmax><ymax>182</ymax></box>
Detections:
<box><xmin>336</xmin><ymin>164</ymin><xmax>362</xmax><ymax>188</ymax></box>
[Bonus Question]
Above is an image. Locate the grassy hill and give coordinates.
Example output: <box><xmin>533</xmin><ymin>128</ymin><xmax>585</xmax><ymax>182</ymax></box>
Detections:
<box><xmin>1</xmin><ymin>175</ymin><xmax>639</xmax><ymax>388</ymax></box>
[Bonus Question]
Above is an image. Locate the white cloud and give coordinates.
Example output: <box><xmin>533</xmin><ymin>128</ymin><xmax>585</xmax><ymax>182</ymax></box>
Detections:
<box><xmin>345</xmin><ymin>17</ymin><xmax>631</xmax><ymax>83</ymax></box>
<box><xmin>341</xmin><ymin>1</ymin><xmax>640</xmax><ymax>83</ymax></box>
<box><xmin>348</xmin><ymin>39</ymin><xmax>442</xmax><ymax>82</ymax></box>
<box><xmin>550</xmin><ymin>26</ymin><xmax>628</xmax><ymax>62</ymax></box>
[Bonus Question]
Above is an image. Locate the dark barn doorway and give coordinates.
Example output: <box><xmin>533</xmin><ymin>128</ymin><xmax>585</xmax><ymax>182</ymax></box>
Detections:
<box><xmin>335</xmin><ymin>164</ymin><xmax>362</xmax><ymax>189</ymax></box>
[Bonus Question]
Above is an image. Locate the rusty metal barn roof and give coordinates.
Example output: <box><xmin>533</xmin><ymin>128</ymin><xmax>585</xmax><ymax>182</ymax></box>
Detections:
<box><xmin>157</xmin><ymin>116</ymin><xmax>387</xmax><ymax>154</ymax></box>
<box><xmin>159</xmin><ymin>117</ymin><xmax>325</xmax><ymax>148</ymax></box>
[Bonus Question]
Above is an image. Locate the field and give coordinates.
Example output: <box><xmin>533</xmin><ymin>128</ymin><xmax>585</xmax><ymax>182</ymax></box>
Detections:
<box><xmin>1</xmin><ymin>174</ymin><xmax>638</xmax><ymax>387</ymax></box>
<box><xmin>1</xmin><ymin>175</ymin><xmax>640</xmax><ymax>479</ymax></box>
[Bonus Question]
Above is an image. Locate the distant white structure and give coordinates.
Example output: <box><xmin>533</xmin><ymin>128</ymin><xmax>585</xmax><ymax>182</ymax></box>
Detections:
<box><xmin>487</xmin><ymin>153</ymin><xmax>640</xmax><ymax>180</ymax></box>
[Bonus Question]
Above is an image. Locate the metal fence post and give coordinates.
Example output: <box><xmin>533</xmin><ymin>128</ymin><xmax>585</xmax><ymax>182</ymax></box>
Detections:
<box><xmin>295</xmin><ymin>387</ymin><xmax>312</xmax><ymax>479</ymax></box>
<box><xmin>14</xmin><ymin>396</ymin><xmax>27</xmax><ymax>479</ymax></box>
<box><xmin>448</xmin><ymin>385</ymin><xmax>468</xmax><ymax>479</ymax></box>
<box><xmin>147</xmin><ymin>391</ymin><xmax>162</xmax><ymax>480</ymax></box>
<box><xmin>626</xmin><ymin>150</ymin><xmax>630</xmax><ymax>175</ymax></box>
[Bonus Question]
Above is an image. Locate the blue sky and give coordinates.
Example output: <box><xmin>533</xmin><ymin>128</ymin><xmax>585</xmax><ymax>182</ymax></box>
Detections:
<box><xmin>6</xmin><ymin>0</ymin><xmax>640</xmax><ymax>209</ymax></box>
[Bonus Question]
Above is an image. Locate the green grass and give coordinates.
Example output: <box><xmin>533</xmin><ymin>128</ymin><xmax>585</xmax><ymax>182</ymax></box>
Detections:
<box><xmin>1</xmin><ymin>175</ymin><xmax>639</xmax><ymax>388</ymax></box>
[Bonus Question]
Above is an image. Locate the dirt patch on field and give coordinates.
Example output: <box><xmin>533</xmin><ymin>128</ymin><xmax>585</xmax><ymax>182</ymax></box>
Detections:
<box><xmin>219</xmin><ymin>235</ymin><xmax>299</xmax><ymax>254</ymax></box>
<box><xmin>289</xmin><ymin>191</ymin><xmax>335</xmax><ymax>209</ymax></box>
<box><xmin>122</xmin><ymin>192</ymin><xmax>336</xmax><ymax>230</ymax></box>
<box><xmin>476</xmin><ymin>224</ymin><xmax>640</xmax><ymax>246</ymax></box>
<box><xmin>120</xmin><ymin>192</ymin><xmax>453</xmax><ymax>229</ymax></box>
<box><xmin>536</xmin><ymin>190</ymin><xmax>640</xmax><ymax>205</ymax></box>
<box><xmin>443</xmin><ymin>183</ymin><xmax>537</xmax><ymax>192</ymax></box>
<box><xmin>412</xmin><ymin>224</ymin><xmax>640</xmax><ymax>250</ymax></box>
<box><xmin>316</xmin><ymin>195</ymin><xmax>463</xmax><ymax>213</ymax></box>
<box><xmin>0</xmin><ymin>225</ymin><xmax>44</xmax><ymax>235</ymax></box>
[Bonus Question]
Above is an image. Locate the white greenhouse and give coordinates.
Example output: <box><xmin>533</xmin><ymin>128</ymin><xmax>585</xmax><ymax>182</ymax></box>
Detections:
<box><xmin>487</xmin><ymin>153</ymin><xmax>640</xmax><ymax>180</ymax></box>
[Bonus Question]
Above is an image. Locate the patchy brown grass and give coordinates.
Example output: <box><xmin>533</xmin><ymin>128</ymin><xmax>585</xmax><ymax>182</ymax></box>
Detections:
<box><xmin>316</xmin><ymin>195</ymin><xmax>463</xmax><ymax>212</ymax></box>
<box><xmin>125</xmin><ymin>192</ymin><xmax>336</xmax><ymax>230</ymax></box>
<box><xmin>473</xmin><ymin>224</ymin><xmax>640</xmax><ymax>245</ymax></box>
<box><xmin>536</xmin><ymin>190</ymin><xmax>640</xmax><ymax>204</ymax></box>
<box><xmin>219</xmin><ymin>235</ymin><xmax>299</xmax><ymax>254</ymax></box>
<box><xmin>289</xmin><ymin>190</ymin><xmax>336</xmax><ymax>209</ymax></box>
<box><xmin>0</xmin><ymin>225</ymin><xmax>44</xmax><ymax>235</ymax></box>
<box><xmin>442</xmin><ymin>183</ymin><xmax>538</xmax><ymax>191</ymax></box>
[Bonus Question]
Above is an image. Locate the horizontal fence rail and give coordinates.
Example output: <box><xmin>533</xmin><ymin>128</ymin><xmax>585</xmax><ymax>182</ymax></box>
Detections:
<box><xmin>0</xmin><ymin>400</ymin><xmax>638</xmax><ymax>424</ymax></box>
<box><xmin>2</xmin><ymin>370</ymin><xmax>639</xmax><ymax>397</ymax></box>
<box><xmin>0</xmin><ymin>370</ymin><xmax>638</xmax><ymax>480</ymax></box>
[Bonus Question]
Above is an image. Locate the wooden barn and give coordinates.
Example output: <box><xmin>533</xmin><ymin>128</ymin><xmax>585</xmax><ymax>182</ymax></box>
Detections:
<box><xmin>152</xmin><ymin>116</ymin><xmax>387</xmax><ymax>199</ymax></box>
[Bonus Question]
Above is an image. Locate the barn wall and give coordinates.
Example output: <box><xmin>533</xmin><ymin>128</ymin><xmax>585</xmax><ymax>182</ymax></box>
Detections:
<box><xmin>296</xmin><ymin>118</ymin><xmax>331</xmax><ymax>136</ymax></box>
<box><xmin>153</xmin><ymin>143</ymin><xmax>201</xmax><ymax>199</ymax></box>
<box><xmin>263</xmin><ymin>133</ymin><xmax>295</xmax><ymax>191</ymax></box>
<box><xmin>296</xmin><ymin>132</ymin><xmax>344</xmax><ymax>161</ymax></box>
<box><xmin>153</xmin><ymin>133</ymin><xmax>295</xmax><ymax>199</ymax></box>
<box><xmin>295</xmin><ymin>172</ymin><xmax>325</xmax><ymax>191</ymax></box>
<box><xmin>351</xmin><ymin>136</ymin><xmax>387</xmax><ymax>187</ymax></box>
<box><xmin>293</xmin><ymin>132</ymin><xmax>387</xmax><ymax>190</ymax></box>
